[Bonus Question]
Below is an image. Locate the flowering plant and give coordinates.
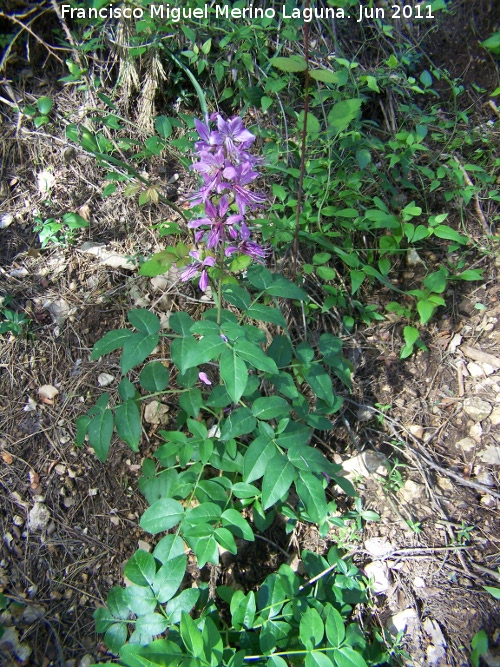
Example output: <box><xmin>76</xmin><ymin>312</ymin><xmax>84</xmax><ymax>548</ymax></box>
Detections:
<box><xmin>180</xmin><ymin>114</ymin><xmax>267</xmax><ymax>294</ymax></box>
<box><xmin>76</xmin><ymin>112</ymin><xmax>385</xmax><ymax>667</ymax></box>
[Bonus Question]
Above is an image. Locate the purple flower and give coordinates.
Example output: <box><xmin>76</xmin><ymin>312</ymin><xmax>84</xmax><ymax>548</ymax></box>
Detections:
<box><xmin>179</xmin><ymin>250</ymin><xmax>215</xmax><ymax>291</ymax></box>
<box><xmin>211</xmin><ymin>116</ymin><xmax>255</xmax><ymax>161</ymax></box>
<box><xmin>189</xmin><ymin>196</ymin><xmax>243</xmax><ymax>249</ymax></box>
<box><xmin>198</xmin><ymin>372</ymin><xmax>212</xmax><ymax>385</ymax></box>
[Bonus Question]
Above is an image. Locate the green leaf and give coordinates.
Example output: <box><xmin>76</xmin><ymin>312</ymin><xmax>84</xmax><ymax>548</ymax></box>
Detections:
<box><xmin>266</xmin><ymin>276</ymin><xmax>308</xmax><ymax>301</ymax></box>
<box><xmin>75</xmin><ymin>415</ymin><xmax>91</xmax><ymax>447</ymax></box>
<box><xmin>300</xmin><ymin>607</ymin><xmax>324</xmax><ymax>649</ymax></box>
<box><xmin>252</xmin><ymin>396</ymin><xmax>291</xmax><ymax>420</ymax></box>
<box><xmin>155</xmin><ymin>115</ymin><xmax>172</xmax><ymax>138</ymax></box>
<box><xmin>304</xmin><ymin>364</ymin><xmax>334</xmax><ymax>405</ymax></box>
<box><xmin>333</xmin><ymin>646</ymin><xmax>368</xmax><ymax>667</ymax></box>
<box><xmin>423</xmin><ymin>267</ymin><xmax>448</xmax><ymax>293</ymax></box>
<box><xmin>189</xmin><ymin>533</ymin><xmax>219</xmax><ymax>568</ymax></box>
<box><xmin>181</xmin><ymin>612</ymin><xmax>204</xmax><ymax>658</ymax></box>
<box><xmin>310</xmin><ymin>68</ymin><xmax>345</xmax><ymax>84</ymax></box>
<box><xmin>271</xmin><ymin>55</ymin><xmax>307</xmax><ymax>72</ymax></box>
<box><xmin>169</xmin><ymin>311</ymin><xmax>195</xmax><ymax>335</ymax></box>
<box><xmin>432</xmin><ymin>225</ymin><xmax>468</xmax><ymax>245</ymax></box>
<box><xmin>403</xmin><ymin>326</ymin><xmax>419</xmax><ymax>347</ymax></box>
<box><xmin>153</xmin><ymin>534</ymin><xmax>185</xmax><ymax>564</ymax></box>
<box><xmin>223</xmin><ymin>285</ymin><xmax>251</xmax><ymax>310</ymax></box>
<box><xmin>185</xmin><ymin>335</ymin><xmax>226</xmax><ymax>368</ymax></box>
<box><xmin>268</xmin><ymin>336</ymin><xmax>293</xmax><ymax>368</ymax></box>
<box><xmin>135</xmin><ymin>612</ymin><xmax>168</xmax><ymax>637</ymax></box>
<box><xmin>121</xmin><ymin>332</ymin><xmax>159</xmax><ymax>374</ymax></box>
<box><xmin>124</xmin><ymin>550</ymin><xmax>156</xmax><ymax>587</ymax></box>
<box><xmin>88</xmin><ymin>409</ymin><xmax>113</xmax><ymax>462</ymax></box>
<box><xmin>350</xmin><ymin>270</ymin><xmax>365</xmax><ymax>295</ymax></box>
<box><xmin>221</xmin><ymin>509</ymin><xmax>254</xmax><ymax>541</ymax></box>
<box><xmin>62</xmin><ymin>212</ymin><xmax>89</xmax><ymax>229</ymax></box>
<box><xmin>214</xmin><ymin>527</ymin><xmax>237</xmax><ymax>554</ymax></box>
<box><xmin>104</xmin><ymin>622</ymin><xmax>127</xmax><ymax>654</ymax></box>
<box><xmin>295</xmin><ymin>472</ymin><xmax>328</xmax><ymax>524</ymax></box>
<box><xmin>91</xmin><ymin>329</ymin><xmax>131</xmax><ymax>359</ymax></box>
<box><xmin>328</xmin><ymin>99</ymin><xmax>362</xmax><ymax>135</ymax></box>
<box><xmin>262</xmin><ymin>455</ymin><xmax>296</xmax><ymax>509</ymax></box>
<box><xmin>128</xmin><ymin>309</ymin><xmax>161</xmax><ymax>335</ymax></box>
<box><xmin>305</xmin><ymin>653</ymin><xmax>334</xmax><ymax>667</ymax></box>
<box><xmin>325</xmin><ymin>605</ymin><xmax>346</xmax><ymax>647</ymax></box>
<box><xmin>220</xmin><ymin>348</ymin><xmax>248</xmax><ymax>402</ymax></box>
<box><xmin>153</xmin><ymin>554</ymin><xmax>187</xmax><ymax>603</ymax></box>
<box><xmin>183</xmin><ymin>503</ymin><xmax>222</xmax><ymax>526</ymax></box>
<box><xmin>246</xmin><ymin>304</ymin><xmax>287</xmax><ymax>328</ymax></box>
<box><xmin>37</xmin><ymin>96</ymin><xmax>53</xmax><ymax>114</ymax></box>
<box><xmin>114</xmin><ymin>399</ymin><xmax>142</xmax><ymax>450</ymax></box>
<box><xmin>107</xmin><ymin>586</ymin><xmax>131</xmax><ymax>620</ymax></box>
<box><xmin>140</xmin><ymin>362</ymin><xmax>170</xmax><ymax>392</ymax></box>
<box><xmin>234</xmin><ymin>339</ymin><xmax>279</xmax><ymax>374</ymax></box>
<box><xmin>123</xmin><ymin>585</ymin><xmax>157</xmax><ymax>616</ymax></box>
<box><xmin>140</xmin><ymin>498</ymin><xmax>184</xmax><ymax>535</ymax></box>
<box><xmin>287</xmin><ymin>445</ymin><xmax>334</xmax><ymax>474</ymax></box>
<box><xmin>244</xmin><ymin>435</ymin><xmax>276</xmax><ymax>483</ymax></box>
<box><xmin>220</xmin><ymin>407</ymin><xmax>256</xmax><ymax>441</ymax></box>
<box><xmin>417</xmin><ymin>300</ymin><xmax>436</xmax><ymax>325</ymax></box>
<box><xmin>179</xmin><ymin>388</ymin><xmax>203</xmax><ymax>419</ymax></box>
<box><xmin>231</xmin><ymin>591</ymin><xmax>256</xmax><ymax>630</ymax></box>
<box><xmin>118</xmin><ymin>378</ymin><xmax>136</xmax><ymax>400</ymax></box>
<box><xmin>166</xmin><ymin>589</ymin><xmax>200</xmax><ymax>625</ymax></box>
<box><xmin>170</xmin><ymin>336</ymin><xmax>197</xmax><ymax>375</ymax></box>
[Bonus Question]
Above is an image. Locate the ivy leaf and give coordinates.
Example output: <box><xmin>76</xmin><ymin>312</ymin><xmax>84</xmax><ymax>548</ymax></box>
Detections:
<box><xmin>221</xmin><ymin>509</ymin><xmax>254</xmax><ymax>541</ymax></box>
<box><xmin>128</xmin><ymin>309</ymin><xmax>161</xmax><ymax>335</ymax></box>
<box><xmin>88</xmin><ymin>408</ymin><xmax>113</xmax><ymax>462</ymax></box>
<box><xmin>305</xmin><ymin>653</ymin><xmax>335</xmax><ymax>667</ymax></box>
<box><xmin>139</xmin><ymin>362</ymin><xmax>170</xmax><ymax>392</ymax></box>
<box><xmin>295</xmin><ymin>472</ymin><xmax>328</xmax><ymax>525</ymax></box>
<box><xmin>252</xmin><ymin>396</ymin><xmax>291</xmax><ymax>421</ymax></box>
<box><xmin>333</xmin><ymin>646</ymin><xmax>369</xmax><ymax>667</ymax></box>
<box><xmin>220</xmin><ymin>407</ymin><xmax>256</xmax><ymax>441</ymax></box>
<box><xmin>325</xmin><ymin>605</ymin><xmax>346</xmax><ymax>648</ymax></box>
<box><xmin>234</xmin><ymin>339</ymin><xmax>278</xmax><ymax>374</ymax></box>
<box><xmin>244</xmin><ymin>435</ymin><xmax>276</xmax><ymax>483</ymax></box>
<box><xmin>180</xmin><ymin>612</ymin><xmax>204</xmax><ymax>658</ymax></box>
<box><xmin>153</xmin><ymin>554</ymin><xmax>187</xmax><ymax>603</ymax></box>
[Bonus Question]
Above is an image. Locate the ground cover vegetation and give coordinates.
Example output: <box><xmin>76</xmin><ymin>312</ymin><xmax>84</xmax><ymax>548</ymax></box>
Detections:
<box><xmin>1</xmin><ymin>0</ymin><xmax>500</xmax><ymax>665</ymax></box>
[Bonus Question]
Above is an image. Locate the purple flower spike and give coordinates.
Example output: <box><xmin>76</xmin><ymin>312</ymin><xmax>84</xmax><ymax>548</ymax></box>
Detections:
<box><xmin>179</xmin><ymin>251</ymin><xmax>215</xmax><ymax>292</ymax></box>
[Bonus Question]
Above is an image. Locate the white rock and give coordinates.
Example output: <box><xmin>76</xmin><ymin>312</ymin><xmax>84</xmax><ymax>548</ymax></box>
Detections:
<box><xmin>38</xmin><ymin>384</ymin><xmax>59</xmax><ymax>404</ymax></box>
<box><xmin>386</xmin><ymin>608</ymin><xmax>418</xmax><ymax>636</ymax></box>
<box><xmin>364</xmin><ymin>537</ymin><xmax>394</xmax><ymax>558</ymax></box>
<box><xmin>469</xmin><ymin>422</ymin><xmax>483</xmax><ymax>441</ymax></box>
<box><xmin>44</xmin><ymin>298</ymin><xmax>72</xmax><ymax>326</ymax></box>
<box><xmin>144</xmin><ymin>400</ymin><xmax>169</xmax><ymax>425</ymax></box>
<box><xmin>467</xmin><ymin>362</ymin><xmax>485</xmax><ymax>378</ymax></box>
<box><xmin>0</xmin><ymin>213</ymin><xmax>14</xmax><ymax>229</ymax></box>
<box><xmin>98</xmin><ymin>373</ymin><xmax>115</xmax><ymax>387</ymax></box>
<box><xmin>79</xmin><ymin>242</ymin><xmax>137</xmax><ymax>270</ymax></box>
<box><xmin>447</xmin><ymin>333</ymin><xmax>462</xmax><ymax>353</ymax></box>
<box><xmin>357</xmin><ymin>405</ymin><xmax>376</xmax><ymax>422</ymax></box>
<box><xmin>490</xmin><ymin>406</ymin><xmax>500</xmax><ymax>426</ymax></box>
<box><xmin>456</xmin><ymin>437</ymin><xmax>476</xmax><ymax>453</ymax></box>
<box><xmin>423</xmin><ymin>618</ymin><xmax>447</xmax><ymax>666</ymax></box>
<box><xmin>28</xmin><ymin>503</ymin><xmax>51</xmax><ymax>532</ymax></box>
<box><xmin>408</xmin><ymin>424</ymin><xmax>424</xmax><ymax>439</ymax></box>
<box><xmin>342</xmin><ymin>451</ymin><xmax>388</xmax><ymax>478</ymax></box>
<box><xmin>483</xmin><ymin>363</ymin><xmax>497</xmax><ymax>376</ymax></box>
<box><xmin>398</xmin><ymin>479</ymin><xmax>425</xmax><ymax>503</ymax></box>
<box><xmin>365</xmin><ymin>561</ymin><xmax>391</xmax><ymax>593</ymax></box>
<box><xmin>463</xmin><ymin>397</ymin><xmax>492</xmax><ymax>422</ymax></box>
<box><xmin>478</xmin><ymin>445</ymin><xmax>500</xmax><ymax>465</ymax></box>
<box><xmin>481</xmin><ymin>495</ymin><xmax>496</xmax><ymax>508</ymax></box>
<box><xmin>413</xmin><ymin>576</ymin><xmax>426</xmax><ymax>588</ymax></box>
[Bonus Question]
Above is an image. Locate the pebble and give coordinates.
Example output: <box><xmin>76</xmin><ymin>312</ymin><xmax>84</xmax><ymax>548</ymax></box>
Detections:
<box><xmin>463</xmin><ymin>397</ymin><xmax>492</xmax><ymax>422</ymax></box>
<box><xmin>469</xmin><ymin>422</ymin><xmax>483</xmax><ymax>441</ymax></box>
<box><xmin>408</xmin><ymin>424</ymin><xmax>424</xmax><ymax>439</ymax></box>
<box><xmin>398</xmin><ymin>479</ymin><xmax>425</xmax><ymax>503</ymax></box>
<box><xmin>342</xmin><ymin>451</ymin><xmax>388</xmax><ymax>478</ymax></box>
<box><xmin>364</xmin><ymin>537</ymin><xmax>394</xmax><ymax>558</ymax></box>
<box><xmin>478</xmin><ymin>445</ymin><xmax>500</xmax><ymax>465</ymax></box>
<box><xmin>386</xmin><ymin>608</ymin><xmax>418</xmax><ymax>636</ymax></box>
<box><xmin>27</xmin><ymin>503</ymin><xmax>51</xmax><ymax>532</ymax></box>
<box><xmin>467</xmin><ymin>362</ymin><xmax>485</xmax><ymax>378</ymax></box>
<box><xmin>364</xmin><ymin>561</ymin><xmax>391</xmax><ymax>593</ymax></box>
<box><xmin>490</xmin><ymin>406</ymin><xmax>500</xmax><ymax>426</ymax></box>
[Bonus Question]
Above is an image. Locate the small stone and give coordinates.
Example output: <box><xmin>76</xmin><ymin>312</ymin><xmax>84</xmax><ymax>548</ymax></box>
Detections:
<box><xmin>144</xmin><ymin>400</ymin><xmax>169</xmax><ymax>425</ymax></box>
<box><xmin>476</xmin><ymin>470</ymin><xmax>495</xmax><ymax>487</ymax></box>
<box><xmin>357</xmin><ymin>405</ymin><xmax>376</xmax><ymax>422</ymax></box>
<box><xmin>342</xmin><ymin>451</ymin><xmax>388</xmax><ymax>479</ymax></box>
<box><xmin>13</xmin><ymin>515</ymin><xmax>24</xmax><ymax>526</ymax></box>
<box><xmin>463</xmin><ymin>397</ymin><xmax>492</xmax><ymax>422</ymax></box>
<box><xmin>436</xmin><ymin>476</ymin><xmax>454</xmax><ymax>492</ymax></box>
<box><xmin>97</xmin><ymin>373</ymin><xmax>115</xmax><ymax>387</ymax></box>
<box><xmin>483</xmin><ymin>363</ymin><xmax>496</xmax><ymax>376</ymax></box>
<box><xmin>413</xmin><ymin>576</ymin><xmax>426</xmax><ymax>588</ymax></box>
<box><xmin>364</xmin><ymin>561</ymin><xmax>391</xmax><ymax>593</ymax></box>
<box><xmin>467</xmin><ymin>362</ymin><xmax>485</xmax><ymax>378</ymax></box>
<box><xmin>138</xmin><ymin>540</ymin><xmax>151</xmax><ymax>552</ymax></box>
<box><xmin>364</xmin><ymin>538</ymin><xmax>393</xmax><ymax>558</ymax></box>
<box><xmin>27</xmin><ymin>503</ymin><xmax>51</xmax><ymax>531</ymax></box>
<box><xmin>490</xmin><ymin>406</ymin><xmax>500</xmax><ymax>426</ymax></box>
<box><xmin>398</xmin><ymin>479</ymin><xmax>425</xmax><ymax>503</ymax></box>
<box><xmin>386</xmin><ymin>608</ymin><xmax>418</xmax><ymax>636</ymax></box>
<box><xmin>481</xmin><ymin>495</ymin><xmax>496</xmax><ymax>508</ymax></box>
<box><xmin>79</xmin><ymin>655</ymin><xmax>95</xmax><ymax>667</ymax></box>
<box><xmin>55</xmin><ymin>464</ymin><xmax>66</xmax><ymax>475</ymax></box>
<box><xmin>469</xmin><ymin>422</ymin><xmax>483</xmax><ymax>441</ymax></box>
<box><xmin>478</xmin><ymin>445</ymin><xmax>500</xmax><ymax>465</ymax></box>
<box><xmin>408</xmin><ymin>424</ymin><xmax>424</xmax><ymax>439</ymax></box>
